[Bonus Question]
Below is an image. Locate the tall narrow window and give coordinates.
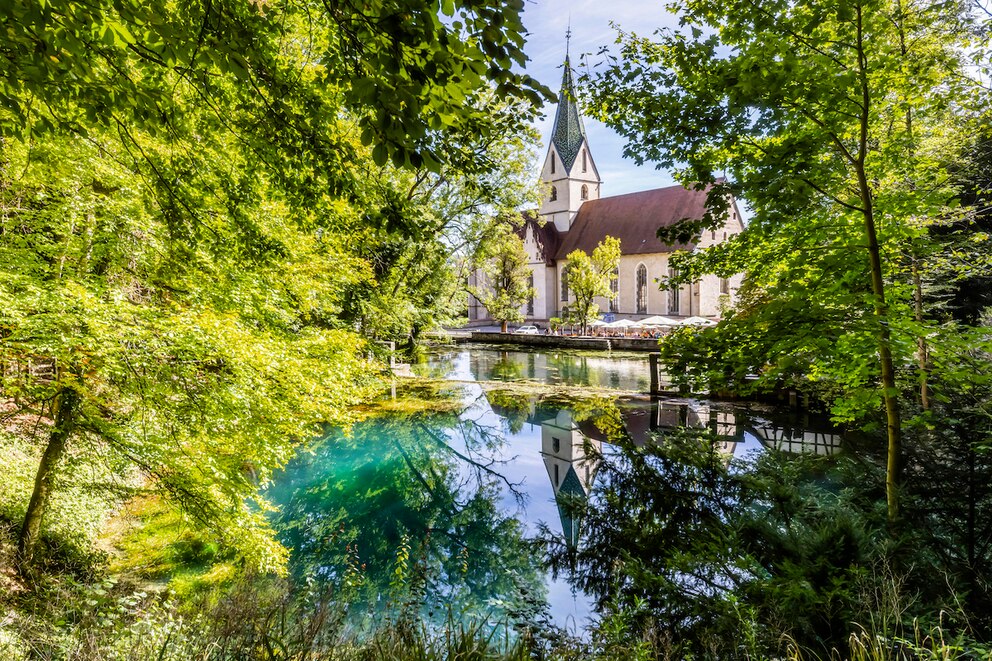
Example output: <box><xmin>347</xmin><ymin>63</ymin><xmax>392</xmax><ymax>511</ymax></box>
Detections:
<box><xmin>636</xmin><ymin>264</ymin><xmax>648</xmax><ymax>315</ymax></box>
<box><xmin>554</xmin><ymin>464</ymin><xmax>560</xmax><ymax>486</ymax></box>
<box><xmin>553</xmin><ymin>437</ymin><xmax>561</xmax><ymax>453</ymax></box>
<box><xmin>561</xmin><ymin>265</ymin><xmax>570</xmax><ymax>302</ymax></box>
<box><xmin>551</xmin><ymin>154</ymin><xmax>556</xmax><ymax>174</ymax></box>
<box><xmin>526</xmin><ymin>273</ymin><xmax>534</xmax><ymax>315</ymax></box>
<box><xmin>550</xmin><ymin>186</ymin><xmax>557</xmax><ymax>202</ymax></box>
<box><xmin>610</xmin><ymin>268</ymin><xmax>619</xmax><ymax>312</ymax></box>
<box><xmin>668</xmin><ymin>267</ymin><xmax>680</xmax><ymax>314</ymax></box>
<box><xmin>582</xmin><ymin>149</ymin><xmax>587</xmax><ymax>172</ymax></box>
<box><xmin>581</xmin><ymin>184</ymin><xmax>589</xmax><ymax>200</ymax></box>
<box><xmin>720</xmin><ymin>277</ymin><xmax>730</xmax><ymax>295</ymax></box>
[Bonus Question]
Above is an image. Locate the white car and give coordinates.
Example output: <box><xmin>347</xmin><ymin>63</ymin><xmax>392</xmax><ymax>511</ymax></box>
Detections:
<box><xmin>513</xmin><ymin>325</ymin><xmax>540</xmax><ymax>335</ymax></box>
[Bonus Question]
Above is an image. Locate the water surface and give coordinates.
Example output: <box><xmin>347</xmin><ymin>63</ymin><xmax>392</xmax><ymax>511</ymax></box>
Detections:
<box><xmin>268</xmin><ymin>347</ymin><xmax>843</xmax><ymax>633</ymax></box>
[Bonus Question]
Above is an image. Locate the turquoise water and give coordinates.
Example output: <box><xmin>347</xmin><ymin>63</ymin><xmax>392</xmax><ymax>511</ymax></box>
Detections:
<box><xmin>267</xmin><ymin>347</ymin><xmax>842</xmax><ymax>633</ymax></box>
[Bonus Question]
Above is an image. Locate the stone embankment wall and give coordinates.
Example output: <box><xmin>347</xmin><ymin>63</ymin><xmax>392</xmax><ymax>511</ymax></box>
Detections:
<box><xmin>451</xmin><ymin>331</ymin><xmax>661</xmax><ymax>352</ymax></box>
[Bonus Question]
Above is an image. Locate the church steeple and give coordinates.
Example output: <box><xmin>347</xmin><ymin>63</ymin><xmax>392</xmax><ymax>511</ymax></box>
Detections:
<box><xmin>539</xmin><ymin>37</ymin><xmax>601</xmax><ymax>233</ymax></box>
<box><xmin>551</xmin><ymin>57</ymin><xmax>587</xmax><ymax>174</ymax></box>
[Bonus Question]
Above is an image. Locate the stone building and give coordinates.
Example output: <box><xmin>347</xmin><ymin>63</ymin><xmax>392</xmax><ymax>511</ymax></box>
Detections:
<box><xmin>468</xmin><ymin>52</ymin><xmax>745</xmax><ymax>325</ymax></box>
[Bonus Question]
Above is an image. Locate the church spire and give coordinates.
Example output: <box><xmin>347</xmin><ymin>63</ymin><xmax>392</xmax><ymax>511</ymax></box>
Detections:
<box><xmin>539</xmin><ymin>32</ymin><xmax>600</xmax><ymax>233</ymax></box>
<box><xmin>550</xmin><ymin>47</ymin><xmax>586</xmax><ymax>174</ymax></box>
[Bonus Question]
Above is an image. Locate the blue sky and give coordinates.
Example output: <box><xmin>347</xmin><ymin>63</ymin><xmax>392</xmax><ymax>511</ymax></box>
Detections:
<box><xmin>519</xmin><ymin>0</ymin><xmax>683</xmax><ymax>195</ymax></box>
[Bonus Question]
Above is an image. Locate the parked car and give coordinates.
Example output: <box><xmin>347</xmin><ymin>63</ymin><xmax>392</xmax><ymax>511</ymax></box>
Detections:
<box><xmin>513</xmin><ymin>325</ymin><xmax>540</xmax><ymax>335</ymax></box>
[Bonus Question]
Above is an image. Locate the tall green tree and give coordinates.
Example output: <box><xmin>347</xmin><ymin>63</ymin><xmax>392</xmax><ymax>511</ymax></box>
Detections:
<box><xmin>0</xmin><ymin>130</ymin><xmax>376</xmax><ymax>571</ymax></box>
<box><xmin>565</xmin><ymin>236</ymin><xmax>621</xmax><ymax>336</ymax></box>
<box><xmin>586</xmin><ymin>0</ymin><xmax>979</xmax><ymax>523</ymax></box>
<box><xmin>471</xmin><ymin>227</ymin><xmax>535</xmax><ymax>333</ymax></box>
<box><xmin>0</xmin><ymin>0</ymin><xmax>550</xmax><ymax>571</ymax></box>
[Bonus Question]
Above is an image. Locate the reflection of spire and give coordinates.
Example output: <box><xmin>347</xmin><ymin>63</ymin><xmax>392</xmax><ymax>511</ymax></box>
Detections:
<box><xmin>541</xmin><ymin>409</ymin><xmax>601</xmax><ymax>550</ymax></box>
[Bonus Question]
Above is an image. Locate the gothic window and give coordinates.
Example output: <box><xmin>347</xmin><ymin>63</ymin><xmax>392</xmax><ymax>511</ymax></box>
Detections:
<box><xmin>610</xmin><ymin>268</ymin><xmax>619</xmax><ymax>312</ymax></box>
<box><xmin>636</xmin><ymin>264</ymin><xmax>648</xmax><ymax>315</ymax></box>
<box><xmin>720</xmin><ymin>277</ymin><xmax>730</xmax><ymax>295</ymax></box>
<box><xmin>711</xmin><ymin>230</ymin><xmax>716</xmax><ymax>240</ymax></box>
<box><xmin>550</xmin><ymin>186</ymin><xmax>557</xmax><ymax>202</ymax></box>
<box><xmin>668</xmin><ymin>267</ymin><xmax>680</xmax><ymax>314</ymax></box>
<box><xmin>581</xmin><ymin>184</ymin><xmax>589</xmax><ymax>200</ymax></box>
<box><xmin>582</xmin><ymin>149</ymin><xmax>587</xmax><ymax>172</ymax></box>
<box><xmin>561</xmin><ymin>265</ymin><xmax>570</xmax><ymax>302</ymax></box>
<box><xmin>526</xmin><ymin>273</ymin><xmax>534</xmax><ymax>315</ymax></box>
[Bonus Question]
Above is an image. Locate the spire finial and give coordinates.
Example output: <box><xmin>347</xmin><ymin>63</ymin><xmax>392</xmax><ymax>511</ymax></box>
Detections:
<box><xmin>565</xmin><ymin>18</ymin><xmax>572</xmax><ymax>60</ymax></box>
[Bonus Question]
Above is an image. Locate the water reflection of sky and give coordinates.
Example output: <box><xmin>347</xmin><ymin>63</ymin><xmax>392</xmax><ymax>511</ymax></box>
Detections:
<box><xmin>441</xmin><ymin>350</ymin><xmax>595</xmax><ymax>630</ymax></box>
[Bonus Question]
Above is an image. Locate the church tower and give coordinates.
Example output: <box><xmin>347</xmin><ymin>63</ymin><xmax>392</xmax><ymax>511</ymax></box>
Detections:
<box><xmin>539</xmin><ymin>51</ymin><xmax>602</xmax><ymax>233</ymax></box>
<box><xmin>541</xmin><ymin>408</ymin><xmax>601</xmax><ymax>549</ymax></box>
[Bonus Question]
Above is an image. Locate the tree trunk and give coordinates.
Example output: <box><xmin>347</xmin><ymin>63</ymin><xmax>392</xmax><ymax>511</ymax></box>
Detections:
<box><xmin>912</xmin><ymin>255</ymin><xmax>930</xmax><ymax>410</ymax></box>
<box><xmin>501</xmin><ymin>320</ymin><xmax>508</xmax><ymax>333</ymax></box>
<box><xmin>17</xmin><ymin>386</ymin><xmax>79</xmax><ymax>571</ymax></box>
<box><xmin>856</xmin><ymin>4</ymin><xmax>902</xmax><ymax>527</ymax></box>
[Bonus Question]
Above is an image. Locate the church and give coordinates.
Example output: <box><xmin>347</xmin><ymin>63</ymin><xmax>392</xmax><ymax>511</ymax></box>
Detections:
<box><xmin>468</xmin><ymin>53</ymin><xmax>745</xmax><ymax>325</ymax></box>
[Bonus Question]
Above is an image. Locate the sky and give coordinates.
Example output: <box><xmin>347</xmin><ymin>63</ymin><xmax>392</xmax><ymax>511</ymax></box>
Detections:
<box><xmin>518</xmin><ymin>0</ymin><xmax>683</xmax><ymax>196</ymax></box>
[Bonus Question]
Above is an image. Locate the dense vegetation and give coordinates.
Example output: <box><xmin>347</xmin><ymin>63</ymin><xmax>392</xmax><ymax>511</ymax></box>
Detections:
<box><xmin>2</xmin><ymin>0</ymin><xmax>992</xmax><ymax>658</ymax></box>
<box><xmin>575</xmin><ymin>0</ymin><xmax>992</xmax><ymax>655</ymax></box>
<box><xmin>0</xmin><ymin>0</ymin><xmax>547</xmax><ymax>656</ymax></box>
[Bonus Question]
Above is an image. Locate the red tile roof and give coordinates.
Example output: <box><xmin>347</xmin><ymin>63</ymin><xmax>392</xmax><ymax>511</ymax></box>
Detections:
<box><xmin>554</xmin><ymin>185</ymin><xmax>706</xmax><ymax>259</ymax></box>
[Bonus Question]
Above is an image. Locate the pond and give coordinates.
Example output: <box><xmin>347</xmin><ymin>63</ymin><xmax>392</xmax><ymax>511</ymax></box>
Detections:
<box><xmin>266</xmin><ymin>346</ymin><xmax>844</xmax><ymax>636</ymax></box>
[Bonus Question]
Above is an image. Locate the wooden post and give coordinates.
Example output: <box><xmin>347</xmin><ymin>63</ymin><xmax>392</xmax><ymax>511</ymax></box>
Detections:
<box><xmin>649</xmin><ymin>352</ymin><xmax>660</xmax><ymax>397</ymax></box>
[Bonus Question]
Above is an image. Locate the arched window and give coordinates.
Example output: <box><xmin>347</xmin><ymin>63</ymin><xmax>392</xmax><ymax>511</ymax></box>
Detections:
<box><xmin>526</xmin><ymin>273</ymin><xmax>534</xmax><ymax>315</ymax></box>
<box><xmin>550</xmin><ymin>186</ymin><xmax>558</xmax><ymax>202</ymax></box>
<box><xmin>668</xmin><ymin>267</ymin><xmax>680</xmax><ymax>314</ymax></box>
<box><xmin>581</xmin><ymin>184</ymin><xmax>589</xmax><ymax>200</ymax></box>
<box><xmin>561</xmin><ymin>265</ymin><xmax>570</xmax><ymax>302</ymax></box>
<box><xmin>636</xmin><ymin>264</ymin><xmax>648</xmax><ymax>315</ymax></box>
<box><xmin>551</xmin><ymin>154</ymin><xmax>556</xmax><ymax>174</ymax></box>
<box><xmin>582</xmin><ymin>149</ymin><xmax>587</xmax><ymax>172</ymax></box>
<box><xmin>609</xmin><ymin>268</ymin><xmax>619</xmax><ymax>312</ymax></box>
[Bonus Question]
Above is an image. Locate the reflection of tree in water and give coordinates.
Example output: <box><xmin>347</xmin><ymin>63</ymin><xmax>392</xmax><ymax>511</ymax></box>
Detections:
<box><xmin>411</xmin><ymin>349</ymin><xmax>459</xmax><ymax>380</ymax></box>
<box><xmin>542</xmin><ymin>429</ymin><xmax>877</xmax><ymax>658</ymax></box>
<box><xmin>546</xmin><ymin>353</ymin><xmax>590</xmax><ymax>385</ymax></box>
<box><xmin>268</xmin><ymin>412</ymin><xmax>547</xmax><ymax>630</ymax></box>
<box><xmin>486</xmin><ymin>389</ymin><xmax>532</xmax><ymax>435</ymax></box>
<box><xmin>489</xmin><ymin>351</ymin><xmax>525</xmax><ymax>381</ymax></box>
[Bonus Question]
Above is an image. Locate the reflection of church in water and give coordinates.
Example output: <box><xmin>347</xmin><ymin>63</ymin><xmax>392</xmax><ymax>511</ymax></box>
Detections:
<box><xmin>489</xmin><ymin>394</ymin><xmax>844</xmax><ymax>549</ymax></box>
<box><xmin>541</xmin><ymin>409</ymin><xmax>601</xmax><ymax>549</ymax></box>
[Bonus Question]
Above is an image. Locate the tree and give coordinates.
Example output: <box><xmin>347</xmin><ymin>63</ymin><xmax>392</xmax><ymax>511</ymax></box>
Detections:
<box><xmin>0</xmin><ymin>130</ymin><xmax>377</xmax><ymax>571</ymax></box>
<box><xmin>0</xmin><ymin>0</ymin><xmax>549</xmax><ymax>173</ymax></box>
<box><xmin>565</xmin><ymin>236</ymin><xmax>621</xmax><ymax>336</ymax></box>
<box><xmin>339</xmin><ymin>94</ymin><xmax>542</xmax><ymax>348</ymax></box>
<box><xmin>585</xmin><ymin>0</ymin><xmax>979</xmax><ymax>524</ymax></box>
<box><xmin>0</xmin><ymin>0</ymin><xmax>552</xmax><ymax>572</ymax></box>
<box><xmin>471</xmin><ymin>227</ymin><xmax>535</xmax><ymax>333</ymax></box>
